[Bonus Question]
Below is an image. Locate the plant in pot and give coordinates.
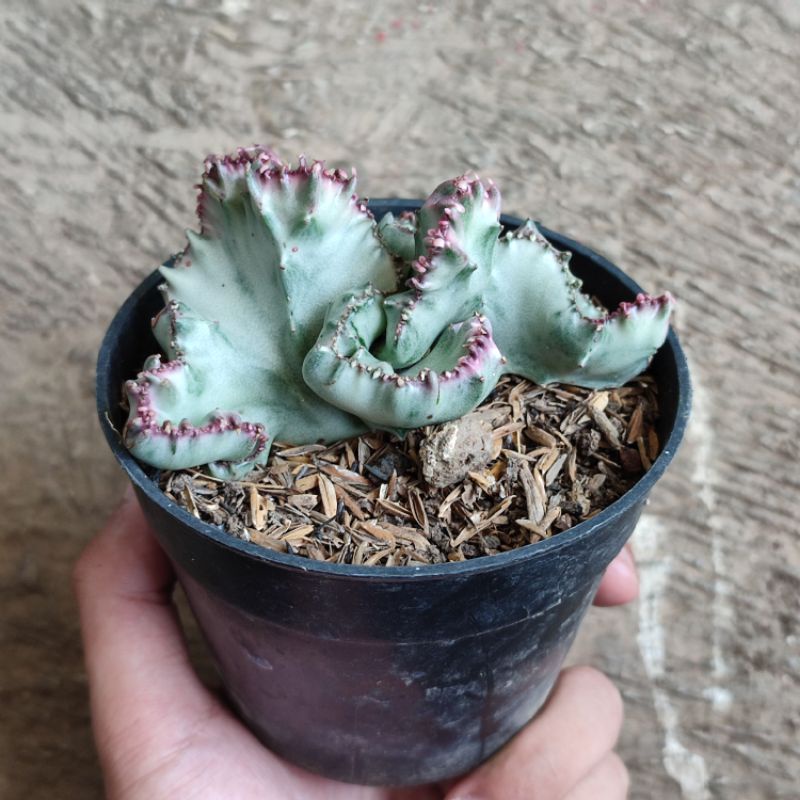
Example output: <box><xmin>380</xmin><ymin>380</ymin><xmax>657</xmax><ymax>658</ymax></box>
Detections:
<box><xmin>97</xmin><ymin>145</ymin><xmax>690</xmax><ymax>787</ymax></box>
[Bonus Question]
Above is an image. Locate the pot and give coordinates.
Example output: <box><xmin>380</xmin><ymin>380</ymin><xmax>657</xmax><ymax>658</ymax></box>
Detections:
<box><xmin>96</xmin><ymin>201</ymin><xmax>691</xmax><ymax>786</ymax></box>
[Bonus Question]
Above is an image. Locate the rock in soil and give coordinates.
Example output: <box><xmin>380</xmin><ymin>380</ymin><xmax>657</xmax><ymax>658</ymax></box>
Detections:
<box><xmin>420</xmin><ymin>413</ymin><xmax>495</xmax><ymax>488</ymax></box>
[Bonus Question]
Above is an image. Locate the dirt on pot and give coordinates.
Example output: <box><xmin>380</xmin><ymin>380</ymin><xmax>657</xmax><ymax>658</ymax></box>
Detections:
<box><xmin>161</xmin><ymin>374</ymin><xmax>660</xmax><ymax>566</ymax></box>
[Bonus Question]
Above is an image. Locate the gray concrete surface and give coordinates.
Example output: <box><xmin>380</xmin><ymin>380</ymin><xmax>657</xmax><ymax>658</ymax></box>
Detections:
<box><xmin>1</xmin><ymin>1</ymin><xmax>798</xmax><ymax>797</ymax></box>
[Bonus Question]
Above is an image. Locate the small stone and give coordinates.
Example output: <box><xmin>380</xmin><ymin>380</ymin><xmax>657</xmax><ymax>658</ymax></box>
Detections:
<box><xmin>419</xmin><ymin>413</ymin><xmax>494</xmax><ymax>488</ymax></box>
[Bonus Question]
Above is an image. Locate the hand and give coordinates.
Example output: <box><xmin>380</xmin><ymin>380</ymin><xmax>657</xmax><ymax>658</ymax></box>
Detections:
<box><xmin>74</xmin><ymin>490</ymin><xmax>635</xmax><ymax>799</ymax></box>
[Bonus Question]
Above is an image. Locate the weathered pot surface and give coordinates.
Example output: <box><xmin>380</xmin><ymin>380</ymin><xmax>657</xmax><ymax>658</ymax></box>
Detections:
<box><xmin>97</xmin><ymin>202</ymin><xmax>691</xmax><ymax>786</ymax></box>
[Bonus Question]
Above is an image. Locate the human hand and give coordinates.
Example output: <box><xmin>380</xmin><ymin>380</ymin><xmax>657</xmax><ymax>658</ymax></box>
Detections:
<box><xmin>74</xmin><ymin>490</ymin><xmax>635</xmax><ymax>799</ymax></box>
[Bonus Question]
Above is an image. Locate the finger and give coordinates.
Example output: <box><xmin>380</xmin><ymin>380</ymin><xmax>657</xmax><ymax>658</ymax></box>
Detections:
<box><xmin>446</xmin><ymin>666</ymin><xmax>624</xmax><ymax>800</ymax></box>
<box><xmin>564</xmin><ymin>752</ymin><xmax>629</xmax><ymax>800</ymax></box>
<box><xmin>594</xmin><ymin>544</ymin><xmax>639</xmax><ymax>607</ymax></box>
<box><xmin>73</xmin><ymin>490</ymin><xmax>219</xmax><ymax>755</ymax></box>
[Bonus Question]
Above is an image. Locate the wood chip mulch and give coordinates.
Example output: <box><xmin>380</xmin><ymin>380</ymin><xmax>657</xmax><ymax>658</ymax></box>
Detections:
<box><xmin>161</xmin><ymin>375</ymin><xmax>660</xmax><ymax>567</ymax></box>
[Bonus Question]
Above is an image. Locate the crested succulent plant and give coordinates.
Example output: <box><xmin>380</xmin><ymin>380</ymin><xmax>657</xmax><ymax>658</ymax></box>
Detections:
<box><xmin>123</xmin><ymin>146</ymin><xmax>674</xmax><ymax>477</ymax></box>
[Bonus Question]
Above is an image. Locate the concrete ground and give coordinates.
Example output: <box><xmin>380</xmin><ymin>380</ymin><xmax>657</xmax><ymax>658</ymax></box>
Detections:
<box><xmin>1</xmin><ymin>1</ymin><xmax>798</xmax><ymax>797</ymax></box>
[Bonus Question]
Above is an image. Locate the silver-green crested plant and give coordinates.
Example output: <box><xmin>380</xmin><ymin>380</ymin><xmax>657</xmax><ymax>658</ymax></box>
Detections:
<box><xmin>123</xmin><ymin>147</ymin><xmax>674</xmax><ymax>478</ymax></box>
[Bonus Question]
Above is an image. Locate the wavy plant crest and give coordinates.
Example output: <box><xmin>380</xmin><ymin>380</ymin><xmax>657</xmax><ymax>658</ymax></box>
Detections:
<box><xmin>124</xmin><ymin>147</ymin><xmax>674</xmax><ymax>477</ymax></box>
<box><xmin>123</xmin><ymin>147</ymin><xmax>397</xmax><ymax>478</ymax></box>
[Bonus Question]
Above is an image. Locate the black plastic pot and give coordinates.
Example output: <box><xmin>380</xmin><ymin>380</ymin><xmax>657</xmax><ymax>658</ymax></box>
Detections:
<box><xmin>97</xmin><ymin>201</ymin><xmax>691</xmax><ymax>787</ymax></box>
